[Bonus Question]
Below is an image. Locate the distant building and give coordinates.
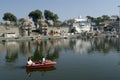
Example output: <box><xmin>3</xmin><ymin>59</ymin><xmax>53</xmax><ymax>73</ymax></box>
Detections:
<box><xmin>20</xmin><ymin>17</ymin><xmax>32</xmax><ymax>36</ymax></box>
<box><xmin>70</xmin><ymin>16</ymin><xmax>92</xmax><ymax>33</ymax></box>
<box><xmin>110</xmin><ymin>15</ymin><xmax>118</xmax><ymax>21</ymax></box>
<box><xmin>4</xmin><ymin>32</ymin><xmax>18</xmax><ymax>38</ymax></box>
<box><xmin>0</xmin><ymin>26</ymin><xmax>19</xmax><ymax>38</ymax></box>
<box><xmin>38</xmin><ymin>19</ymin><xmax>48</xmax><ymax>35</ymax></box>
<box><xmin>74</xmin><ymin>16</ymin><xmax>86</xmax><ymax>22</ymax></box>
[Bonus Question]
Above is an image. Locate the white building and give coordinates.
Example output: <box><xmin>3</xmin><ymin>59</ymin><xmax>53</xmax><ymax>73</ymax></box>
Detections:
<box><xmin>71</xmin><ymin>17</ymin><xmax>92</xmax><ymax>33</ymax></box>
<box><xmin>4</xmin><ymin>32</ymin><xmax>18</xmax><ymax>38</ymax></box>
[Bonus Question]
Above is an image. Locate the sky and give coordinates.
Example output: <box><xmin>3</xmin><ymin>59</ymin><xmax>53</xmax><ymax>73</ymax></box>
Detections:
<box><xmin>0</xmin><ymin>0</ymin><xmax>120</xmax><ymax>21</ymax></box>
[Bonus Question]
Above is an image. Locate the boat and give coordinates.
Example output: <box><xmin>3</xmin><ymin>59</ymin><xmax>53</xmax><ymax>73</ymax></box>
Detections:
<box><xmin>26</xmin><ymin>60</ymin><xmax>56</xmax><ymax>69</ymax></box>
<box><xmin>25</xmin><ymin>66</ymin><xmax>56</xmax><ymax>80</ymax></box>
<box><xmin>26</xmin><ymin>66</ymin><xmax>56</xmax><ymax>74</ymax></box>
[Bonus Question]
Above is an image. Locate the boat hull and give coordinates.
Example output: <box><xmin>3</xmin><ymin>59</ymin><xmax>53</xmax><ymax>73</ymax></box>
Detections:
<box><xmin>26</xmin><ymin>60</ymin><xmax>56</xmax><ymax>69</ymax></box>
<box><xmin>26</xmin><ymin>66</ymin><xmax>56</xmax><ymax>74</ymax></box>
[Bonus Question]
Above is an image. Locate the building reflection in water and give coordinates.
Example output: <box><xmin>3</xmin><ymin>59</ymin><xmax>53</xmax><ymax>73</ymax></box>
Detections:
<box><xmin>0</xmin><ymin>37</ymin><xmax>119</xmax><ymax>63</ymax></box>
<box><xmin>5</xmin><ymin>42</ymin><xmax>19</xmax><ymax>62</ymax></box>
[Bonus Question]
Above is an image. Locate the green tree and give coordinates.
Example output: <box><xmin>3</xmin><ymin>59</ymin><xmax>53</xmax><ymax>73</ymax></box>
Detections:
<box><xmin>102</xmin><ymin>15</ymin><xmax>110</xmax><ymax>21</ymax></box>
<box><xmin>44</xmin><ymin>10</ymin><xmax>59</xmax><ymax>26</ymax></box>
<box><xmin>95</xmin><ymin>17</ymin><xmax>103</xmax><ymax>25</ymax></box>
<box><xmin>3</xmin><ymin>12</ymin><xmax>17</xmax><ymax>22</ymax></box>
<box><xmin>18</xmin><ymin>18</ymin><xmax>25</xmax><ymax>26</ymax></box>
<box><xmin>52</xmin><ymin>14</ymin><xmax>59</xmax><ymax>22</ymax></box>
<box><xmin>86</xmin><ymin>16</ymin><xmax>94</xmax><ymax>22</ymax></box>
<box><xmin>44</xmin><ymin>10</ymin><xmax>53</xmax><ymax>21</ymax></box>
<box><xmin>117</xmin><ymin>16</ymin><xmax>119</xmax><ymax>21</ymax></box>
<box><xmin>52</xmin><ymin>14</ymin><xmax>59</xmax><ymax>26</ymax></box>
<box><xmin>28</xmin><ymin>10</ymin><xmax>43</xmax><ymax>27</ymax></box>
<box><xmin>44</xmin><ymin>10</ymin><xmax>54</xmax><ymax>26</ymax></box>
<box><xmin>86</xmin><ymin>15</ymin><xmax>111</xmax><ymax>26</ymax></box>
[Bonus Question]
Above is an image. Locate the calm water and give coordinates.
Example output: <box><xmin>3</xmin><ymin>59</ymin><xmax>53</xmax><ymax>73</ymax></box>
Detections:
<box><xmin>0</xmin><ymin>37</ymin><xmax>120</xmax><ymax>80</ymax></box>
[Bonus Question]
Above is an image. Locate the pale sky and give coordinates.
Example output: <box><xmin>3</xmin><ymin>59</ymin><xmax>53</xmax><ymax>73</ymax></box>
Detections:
<box><xmin>0</xmin><ymin>0</ymin><xmax>120</xmax><ymax>21</ymax></box>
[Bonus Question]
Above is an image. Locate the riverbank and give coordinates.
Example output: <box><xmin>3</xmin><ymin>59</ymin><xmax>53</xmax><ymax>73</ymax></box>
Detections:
<box><xmin>0</xmin><ymin>32</ymin><xmax>119</xmax><ymax>42</ymax></box>
<box><xmin>0</xmin><ymin>33</ymin><xmax>80</xmax><ymax>42</ymax></box>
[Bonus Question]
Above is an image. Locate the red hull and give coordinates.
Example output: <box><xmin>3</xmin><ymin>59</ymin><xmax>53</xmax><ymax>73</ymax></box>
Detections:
<box><xmin>26</xmin><ymin>66</ymin><xmax>56</xmax><ymax>74</ymax></box>
<box><xmin>26</xmin><ymin>60</ymin><xmax>56</xmax><ymax>69</ymax></box>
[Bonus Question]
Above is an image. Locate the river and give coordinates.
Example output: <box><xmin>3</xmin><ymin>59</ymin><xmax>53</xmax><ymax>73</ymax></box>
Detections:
<box><xmin>0</xmin><ymin>37</ymin><xmax>120</xmax><ymax>80</ymax></box>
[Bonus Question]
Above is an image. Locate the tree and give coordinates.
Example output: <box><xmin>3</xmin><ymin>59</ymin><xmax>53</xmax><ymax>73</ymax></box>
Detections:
<box><xmin>52</xmin><ymin>14</ymin><xmax>59</xmax><ymax>22</ymax></box>
<box><xmin>102</xmin><ymin>15</ymin><xmax>110</xmax><ymax>21</ymax></box>
<box><xmin>18</xmin><ymin>18</ymin><xmax>25</xmax><ymax>26</ymax></box>
<box><xmin>44</xmin><ymin>10</ymin><xmax>59</xmax><ymax>26</ymax></box>
<box><xmin>28</xmin><ymin>10</ymin><xmax>43</xmax><ymax>27</ymax></box>
<box><xmin>44</xmin><ymin>10</ymin><xmax>54</xmax><ymax>26</ymax></box>
<box><xmin>52</xmin><ymin>14</ymin><xmax>59</xmax><ymax>26</ymax></box>
<box><xmin>86</xmin><ymin>16</ymin><xmax>94</xmax><ymax>22</ymax></box>
<box><xmin>117</xmin><ymin>16</ymin><xmax>119</xmax><ymax>21</ymax></box>
<box><xmin>44</xmin><ymin>10</ymin><xmax>53</xmax><ymax>21</ymax></box>
<box><xmin>86</xmin><ymin>15</ymin><xmax>111</xmax><ymax>26</ymax></box>
<box><xmin>3</xmin><ymin>12</ymin><xmax>17</xmax><ymax>22</ymax></box>
<box><xmin>95</xmin><ymin>17</ymin><xmax>103</xmax><ymax>25</ymax></box>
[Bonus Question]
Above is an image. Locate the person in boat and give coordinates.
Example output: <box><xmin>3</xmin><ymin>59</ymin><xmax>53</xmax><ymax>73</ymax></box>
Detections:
<box><xmin>27</xmin><ymin>57</ymin><xmax>35</xmax><ymax>65</ymax></box>
<box><xmin>39</xmin><ymin>57</ymin><xmax>46</xmax><ymax>64</ymax></box>
<box><xmin>42</xmin><ymin>57</ymin><xmax>46</xmax><ymax>62</ymax></box>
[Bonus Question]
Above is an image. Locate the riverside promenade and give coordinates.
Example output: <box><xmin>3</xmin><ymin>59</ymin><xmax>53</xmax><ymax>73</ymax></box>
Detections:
<box><xmin>0</xmin><ymin>32</ymin><xmax>119</xmax><ymax>42</ymax></box>
<box><xmin>0</xmin><ymin>26</ymin><xmax>120</xmax><ymax>42</ymax></box>
<box><xmin>0</xmin><ymin>33</ymin><xmax>81</xmax><ymax>42</ymax></box>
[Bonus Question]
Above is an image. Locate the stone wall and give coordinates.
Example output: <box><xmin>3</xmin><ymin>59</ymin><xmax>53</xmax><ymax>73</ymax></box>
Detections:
<box><xmin>47</xmin><ymin>27</ymin><xmax>69</xmax><ymax>34</ymax></box>
<box><xmin>0</xmin><ymin>26</ymin><xmax>19</xmax><ymax>36</ymax></box>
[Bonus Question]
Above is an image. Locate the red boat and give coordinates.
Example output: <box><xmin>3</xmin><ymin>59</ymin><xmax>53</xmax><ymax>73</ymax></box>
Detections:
<box><xmin>26</xmin><ymin>66</ymin><xmax>56</xmax><ymax>74</ymax></box>
<box><xmin>26</xmin><ymin>60</ymin><xmax>56</xmax><ymax>69</ymax></box>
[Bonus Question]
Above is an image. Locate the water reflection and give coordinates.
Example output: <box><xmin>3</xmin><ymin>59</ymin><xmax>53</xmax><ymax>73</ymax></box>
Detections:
<box><xmin>26</xmin><ymin>66</ymin><xmax>56</xmax><ymax>75</ymax></box>
<box><xmin>25</xmin><ymin>66</ymin><xmax>56</xmax><ymax>80</ymax></box>
<box><xmin>0</xmin><ymin>37</ymin><xmax>120</xmax><ymax>80</ymax></box>
<box><xmin>69</xmin><ymin>38</ymin><xmax>120</xmax><ymax>54</ymax></box>
<box><xmin>0</xmin><ymin>37</ymin><xmax>120</xmax><ymax>63</ymax></box>
<box><xmin>4</xmin><ymin>42</ymin><xmax>19</xmax><ymax>62</ymax></box>
<box><xmin>93</xmin><ymin>37</ymin><xmax>120</xmax><ymax>53</ymax></box>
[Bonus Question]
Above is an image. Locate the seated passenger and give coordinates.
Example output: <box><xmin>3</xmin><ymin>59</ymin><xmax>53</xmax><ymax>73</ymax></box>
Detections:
<box><xmin>42</xmin><ymin>57</ymin><xmax>46</xmax><ymax>62</ymax></box>
<box><xmin>27</xmin><ymin>57</ymin><xmax>35</xmax><ymax>65</ymax></box>
<box><xmin>40</xmin><ymin>57</ymin><xmax>46</xmax><ymax>64</ymax></box>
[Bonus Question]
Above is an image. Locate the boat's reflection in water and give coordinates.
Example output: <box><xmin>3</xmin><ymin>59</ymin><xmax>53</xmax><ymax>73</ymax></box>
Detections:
<box><xmin>26</xmin><ymin>66</ymin><xmax>56</xmax><ymax>73</ymax></box>
<box><xmin>25</xmin><ymin>66</ymin><xmax>56</xmax><ymax>79</ymax></box>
